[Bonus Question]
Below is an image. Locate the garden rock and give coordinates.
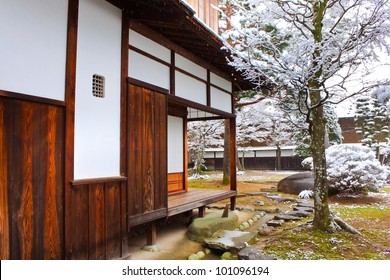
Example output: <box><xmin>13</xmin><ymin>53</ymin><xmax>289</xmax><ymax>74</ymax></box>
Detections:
<box><xmin>293</xmin><ymin>206</ymin><xmax>314</xmax><ymax>212</ymax></box>
<box><xmin>204</xmin><ymin>230</ymin><xmax>256</xmax><ymax>252</ymax></box>
<box><xmin>287</xmin><ymin>210</ymin><xmax>312</xmax><ymax>218</ymax></box>
<box><xmin>277</xmin><ymin>172</ymin><xmax>314</xmax><ymax>195</ymax></box>
<box><xmin>238</xmin><ymin>246</ymin><xmax>277</xmax><ymax>260</ymax></box>
<box><xmin>187</xmin><ymin>212</ymin><xmax>238</xmax><ymax>243</ymax></box>
<box><xmin>257</xmin><ymin>226</ymin><xmax>274</xmax><ymax>236</ymax></box>
<box><xmin>296</xmin><ymin>201</ymin><xmax>314</xmax><ymax>208</ymax></box>
<box><xmin>267</xmin><ymin>220</ymin><xmax>284</xmax><ymax>227</ymax></box>
<box><xmin>274</xmin><ymin>214</ymin><xmax>302</xmax><ymax>221</ymax></box>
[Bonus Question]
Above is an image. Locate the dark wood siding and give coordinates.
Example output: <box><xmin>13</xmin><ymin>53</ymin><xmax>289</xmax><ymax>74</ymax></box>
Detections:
<box><xmin>128</xmin><ymin>84</ymin><xmax>167</xmax><ymax>227</ymax></box>
<box><xmin>65</xmin><ymin>181</ymin><xmax>127</xmax><ymax>260</ymax></box>
<box><xmin>0</xmin><ymin>97</ymin><xmax>64</xmax><ymax>259</ymax></box>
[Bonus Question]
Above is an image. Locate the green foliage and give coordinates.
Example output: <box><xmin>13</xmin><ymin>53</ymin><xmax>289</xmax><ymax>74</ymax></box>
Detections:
<box><xmin>354</xmin><ymin>94</ymin><xmax>389</xmax><ymax>157</ymax></box>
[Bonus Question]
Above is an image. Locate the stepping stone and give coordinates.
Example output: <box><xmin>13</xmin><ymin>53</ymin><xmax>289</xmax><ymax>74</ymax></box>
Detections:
<box><xmin>293</xmin><ymin>206</ymin><xmax>314</xmax><ymax>212</ymax></box>
<box><xmin>274</xmin><ymin>214</ymin><xmax>302</xmax><ymax>221</ymax></box>
<box><xmin>257</xmin><ymin>226</ymin><xmax>274</xmax><ymax>236</ymax></box>
<box><xmin>254</xmin><ymin>200</ymin><xmax>264</xmax><ymax>206</ymax></box>
<box><xmin>267</xmin><ymin>219</ymin><xmax>284</xmax><ymax>227</ymax></box>
<box><xmin>278</xmin><ymin>197</ymin><xmax>297</xmax><ymax>203</ymax></box>
<box><xmin>296</xmin><ymin>201</ymin><xmax>314</xmax><ymax>208</ymax></box>
<box><xmin>244</xmin><ymin>192</ymin><xmax>267</xmax><ymax>196</ymax></box>
<box><xmin>204</xmin><ymin>230</ymin><xmax>256</xmax><ymax>252</ymax></box>
<box><xmin>266</xmin><ymin>194</ymin><xmax>282</xmax><ymax>201</ymax></box>
<box><xmin>238</xmin><ymin>246</ymin><xmax>277</xmax><ymax>260</ymax></box>
<box><xmin>262</xmin><ymin>188</ymin><xmax>277</xmax><ymax>192</ymax></box>
<box><xmin>287</xmin><ymin>210</ymin><xmax>312</xmax><ymax>218</ymax></box>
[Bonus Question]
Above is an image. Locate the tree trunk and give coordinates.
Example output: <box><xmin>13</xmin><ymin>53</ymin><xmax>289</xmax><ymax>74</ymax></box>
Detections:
<box><xmin>310</xmin><ymin>92</ymin><xmax>332</xmax><ymax>231</ymax></box>
<box><xmin>309</xmin><ymin>0</ymin><xmax>334</xmax><ymax>232</ymax></box>
<box><xmin>276</xmin><ymin>144</ymin><xmax>281</xmax><ymax>171</ymax></box>
<box><xmin>222</xmin><ymin>119</ymin><xmax>230</xmax><ymax>185</ymax></box>
<box><xmin>241</xmin><ymin>151</ymin><xmax>245</xmax><ymax>171</ymax></box>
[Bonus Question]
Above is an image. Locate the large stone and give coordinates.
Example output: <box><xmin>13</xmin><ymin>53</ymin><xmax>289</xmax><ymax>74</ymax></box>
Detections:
<box><xmin>238</xmin><ymin>246</ymin><xmax>277</xmax><ymax>260</ymax></box>
<box><xmin>287</xmin><ymin>210</ymin><xmax>312</xmax><ymax>218</ymax></box>
<box><xmin>142</xmin><ymin>244</ymin><xmax>161</xmax><ymax>252</ymax></box>
<box><xmin>293</xmin><ymin>206</ymin><xmax>314</xmax><ymax>213</ymax></box>
<box><xmin>257</xmin><ymin>226</ymin><xmax>274</xmax><ymax>236</ymax></box>
<box><xmin>277</xmin><ymin>172</ymin><xmax>314</xmax><ymax>195</ymax></box>
<box><xmin>204</xmin><ymin>230</ymin><xmax>256</xmax><ymax>252</ymax></box>
<box><xmin>296</xmin><ymin>201</ymin><xmax>314</xmax><ymax>208</ymax></box>
<box><xmin>273</xmin><ymin>214</ymin><xmax>302</xmax><ymax>221</ymax></box>
<box><xmin>267</xmin><ymin>220</ymin><xmax>285</xmax><ymax>227</ymax></box>
<box><xmin>244</xmin><ymin>192</ymin><xmax>268</xmax><ymax>196</ymax></box>
<box><xmin>187</xmin><ymin>212</ymin><xmax>238</xmax><ymax>243</ymax></box>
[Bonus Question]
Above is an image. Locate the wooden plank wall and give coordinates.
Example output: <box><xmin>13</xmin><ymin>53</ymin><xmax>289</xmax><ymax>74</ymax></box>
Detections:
<box><xmin>186</xmin><ymin>0</ymin><xmax>219</xmax><ymax>33</ymax></box>
<box><xmin>127</xmin><ymin>84</ymin><xmax>167</xmax><ymax>227</ymax></box>
<box><xmin>65</xmin><ymin>181</ymin><xmax>127</xmax><ymax>260</ymax></box>
<box><xmin>0</xmin><ymin>97</ymin><xmax>64</xmax><ymax>259</ymax></box>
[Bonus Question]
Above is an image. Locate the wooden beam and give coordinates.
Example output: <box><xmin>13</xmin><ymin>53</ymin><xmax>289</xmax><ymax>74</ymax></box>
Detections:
<box><xmin>146</xmin><ymin>223</ymin><xmax>157</xmax><ymax>245</ymax></box>
<box><xmin>64</xmin><ymin>0</ymin><xmax>79</xmax><ymax>260</ymax></box>
<box><xmin>168</xmin><ymin>95</ymin><xmax>235</xmax><ymax>119</ymax></box>
<box><xmin>120</xmin><ymin>13</ymin><xmax>130</xmax><ymax>258</ymax></box>
<box><xmin>0</xmin><ymin>90</ymin><xmax>66</xmax><ymax>107</ymax></box>
<box><xmin>229</xmin><ymin>117</ymin><xmax>237</xmax><ymax>211</ymax></box>
<box><xmin>198</xmin><ymin>206</ymin><xmax>206</xmax><ymax>218</ymax></box>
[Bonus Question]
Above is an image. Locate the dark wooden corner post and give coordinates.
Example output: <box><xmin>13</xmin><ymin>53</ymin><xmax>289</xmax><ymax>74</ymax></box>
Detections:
<box><xmin>120</xmin><ymin>13</ymin><xmax>130</xmax><ymax>258</ymax></box>
<box><xmin>64</xmin><ymin>0</ymin><xmax>79</xmax><ymax>260</ymax></box>
<box><xmin>229</xmin><ymin>116</ymin><xmax>237</xmax><ymax>211</ymax></box>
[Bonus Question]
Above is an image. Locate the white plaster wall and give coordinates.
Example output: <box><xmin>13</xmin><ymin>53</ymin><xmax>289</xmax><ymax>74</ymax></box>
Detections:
<box><xmin>128</xmin><ymin>50</ymin><xmax>170</xmax><ymax>90</ymax></box>
<box><xmin>210</xmin><ymin>72</ymin><xmax>232</xmax><ymax>92</ymax></box>
<box><xmin>168</xmin><ymin>116</ymin><xmax>184</xmax><ymax>173</ymax></box>
<box><xmin>0</xmin><ymin>0</ymin><xmax>68</xmax><ymax>100</ymax></box>
<box><xmin>175</xmin><ymin>71</ymin><xmax>207</xmax><ymax>105</ymax></box>
<box><xmin>210</xmin><ymin>87</ymin><xmax>232</xmax><ymax>113</ymax></box>
<box><xmin>129</xmin><ymin>30</ymin><xmax>171</xmax><ymax>63</ymax></box>
<box><xmin>74</xmin><ymin>0</ymin><xmax>122</xmax><ymax>179</ymax></box>
<box><xmin>175</xmin><ymin>54</ymin><xmax>207</xmax><ymax>80</ymax></box>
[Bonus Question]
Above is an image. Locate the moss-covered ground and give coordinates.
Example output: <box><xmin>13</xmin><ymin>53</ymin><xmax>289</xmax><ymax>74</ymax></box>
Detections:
<box><xmin>189</xmin><ymin>170</ymin><xmax>390</xmax><ymax>260</ymax></box>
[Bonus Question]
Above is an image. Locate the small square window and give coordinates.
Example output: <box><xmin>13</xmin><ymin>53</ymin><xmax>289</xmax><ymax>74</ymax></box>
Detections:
<box><xmin>92</xmin><ymin>74</ymin><xmax>105</xmax><ymax>98</ymax></box>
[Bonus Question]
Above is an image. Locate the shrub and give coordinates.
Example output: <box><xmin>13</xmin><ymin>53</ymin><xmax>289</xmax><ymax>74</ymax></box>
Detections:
<box><xmin>326</xmin><ymin>145</ymin><xmax>389</xmax><ymax>195</ymax></box>
<box><xmin>301</xmin><ymin>144</ymin><xmax>389</xmax><ymax>195</ymax></box>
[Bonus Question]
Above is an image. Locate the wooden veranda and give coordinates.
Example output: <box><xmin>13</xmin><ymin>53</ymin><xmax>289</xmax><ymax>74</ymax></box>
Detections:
<box><xmin>168</xmin><ymin>188</ymin><xmax>236</xmax><ymax>217</ymax></box>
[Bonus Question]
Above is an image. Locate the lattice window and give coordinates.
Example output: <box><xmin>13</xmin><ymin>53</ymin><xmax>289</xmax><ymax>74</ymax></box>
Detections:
<box><xmin>92</xmin><ymin>74</ymin><xmax>105</xmax><ymax>98</ymax></box>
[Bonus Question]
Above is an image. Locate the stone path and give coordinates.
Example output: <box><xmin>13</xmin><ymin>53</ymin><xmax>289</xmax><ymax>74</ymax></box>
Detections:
<box><xmin>188</xmin><ymin>193</ymin><xmax>315</xmax><ymax>260</ymax></box>
<box><xmin>266</xmin><ymin>199</ymin><xmax>314</xmax><ymax>227</ymax></box>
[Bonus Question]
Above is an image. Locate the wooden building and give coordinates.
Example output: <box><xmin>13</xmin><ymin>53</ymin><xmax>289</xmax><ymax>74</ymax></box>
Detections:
<box><xmin>0</xmin><ymin>0</ymin><xmax>254</xmax><ymax>259</ymax></box>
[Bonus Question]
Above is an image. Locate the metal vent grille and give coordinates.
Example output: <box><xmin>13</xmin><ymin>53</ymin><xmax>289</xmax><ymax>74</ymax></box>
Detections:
<box><xmin>92</xmin><ymin>74</ymin><xmax>105</xmax><ymax>98</ymax></box>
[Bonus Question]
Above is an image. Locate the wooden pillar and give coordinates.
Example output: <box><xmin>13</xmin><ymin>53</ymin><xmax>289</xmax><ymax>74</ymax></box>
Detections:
<box><xmin>198</xmin><ymin>206</ymin><xmax>206</xmax><ymax>218</ymax></box>
<box><xmin>229</xmin><ymin>117</ymin><xmax>237</xmax><ymax>211</ymax></box>
<box><xmin>64</xmin><ymin>0</ymin><xmax>79</xmax><ymax>260</ymax></box>
<box><xmin>146</xmin><ymin>223</ymin><xmax>157</xmax><ymax>245</ymax></box>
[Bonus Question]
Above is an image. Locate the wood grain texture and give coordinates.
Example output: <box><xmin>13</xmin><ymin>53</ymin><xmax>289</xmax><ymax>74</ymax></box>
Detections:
<box><xmin>0</xmin><ymin>100</ymin><xmax>10</xmax><ymax>259</ymax></box>
<box><xmin>0</xmin><ymin>97</ymin><xmax>65</xmax><ymax>259</ymax></box>
<box><xmin>64</xmin><ymin>0</ymin><xmax>79</xmax><ymax>260</ymax></box>
<box><xmin>168</xmin><ymin>173</ymin><xmax>184</xmax><ymax>193</ymax></box>
<box><xmin>127</xmin><ymin>84</ymin><xmax>168</xmax><ymax>226</ymax></box>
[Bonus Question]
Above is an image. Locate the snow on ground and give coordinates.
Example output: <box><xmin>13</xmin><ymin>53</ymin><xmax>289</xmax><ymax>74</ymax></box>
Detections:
<box><xmin>188</xmin><ymin>170</ymin><xmax>301</xmax><ymax>181</ymax></box>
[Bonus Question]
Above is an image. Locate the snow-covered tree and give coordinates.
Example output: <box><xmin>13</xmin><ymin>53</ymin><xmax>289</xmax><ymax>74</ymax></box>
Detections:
<box><xmin>221</xmin><ymin>0</ymin><xmax>390</xmax><ymax>231</ymax></box>
<box><xmin>235</xmin><ymin>98</ymin><xmax>294</xmax><ymax>170</ymax></box>
<box><xmin>355</xmin><ymin>88</ymin><xmax>390</xmax><ymax>159</ymax></box>
<box><xmin>187</xmin><ymin>120</ymin><xmax>223</xmax><ymax>176</ymax></box>
<box><xmin>293</xmin><ymin>103</ymin><xmax>343</xmax><ymax>157</ymax></box>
